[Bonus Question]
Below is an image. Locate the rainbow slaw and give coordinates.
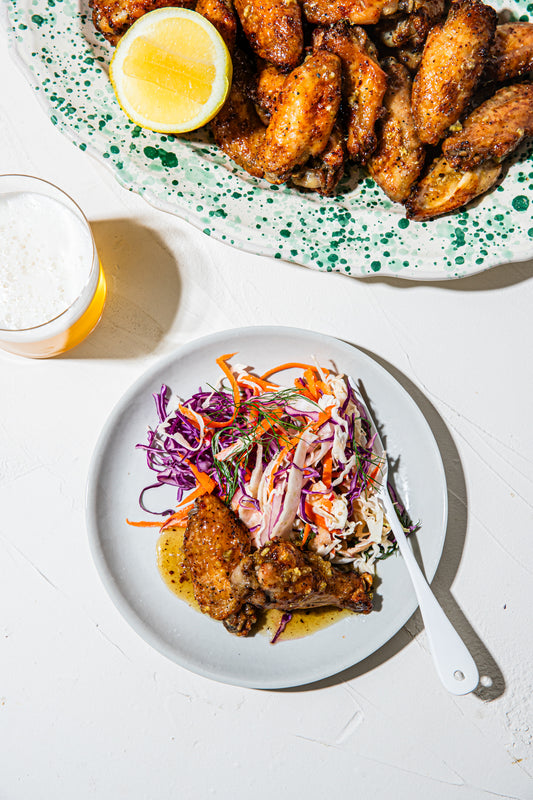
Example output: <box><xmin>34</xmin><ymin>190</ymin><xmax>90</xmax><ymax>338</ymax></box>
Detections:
<box><xmin>131</xmin><ymin>354</ymin><xmax>418</xmax><ymax>573</ymax></box>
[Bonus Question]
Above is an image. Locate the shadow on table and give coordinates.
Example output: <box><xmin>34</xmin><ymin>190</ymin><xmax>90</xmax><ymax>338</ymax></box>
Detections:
<box><xmin>354</xmin><ymin>257</ymin><xmax>533</xmax><ymax>291</ymax></box>
<box><xmin>62</xmin><ymin>218</ymin><xmax>181</xmax><ymax>359</ymax></box>
<box><xmin>279</xmin><ymin>345</ymin><xmax>505</xmax><ymax>702</ymax></box>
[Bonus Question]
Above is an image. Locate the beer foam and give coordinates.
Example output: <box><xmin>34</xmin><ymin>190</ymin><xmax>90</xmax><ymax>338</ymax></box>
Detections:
<box><xmin>0</xmin><ymin>191</ymin><xmax>93</xmax><ymax>330</ymax></box>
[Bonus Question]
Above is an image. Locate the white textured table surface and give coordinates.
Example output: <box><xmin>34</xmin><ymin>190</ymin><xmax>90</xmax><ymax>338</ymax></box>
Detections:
<box><xmin>1</xmin><ymin>19</ymin><xmax>533</xmax><ymax>800</ymax></box>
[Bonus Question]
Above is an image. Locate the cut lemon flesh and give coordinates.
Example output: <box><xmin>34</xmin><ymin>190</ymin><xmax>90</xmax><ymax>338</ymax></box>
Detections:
<box><xmin>110</xmin><ymin>8</ymin><xmax>232</xmax><ymax>133</ymax></box>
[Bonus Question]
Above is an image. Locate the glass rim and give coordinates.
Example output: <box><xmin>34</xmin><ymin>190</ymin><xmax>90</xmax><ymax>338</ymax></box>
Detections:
<box><xmin>0</xmin><ymin>173</ymin><xmax>98</xmax><ymax>334</ymax></box>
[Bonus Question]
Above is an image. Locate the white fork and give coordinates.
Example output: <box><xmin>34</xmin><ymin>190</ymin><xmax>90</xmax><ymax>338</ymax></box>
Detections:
<box><xmin>350</xmin><ymin>380</ymin><xmax>479</xmax><ymax>695</ymax></box>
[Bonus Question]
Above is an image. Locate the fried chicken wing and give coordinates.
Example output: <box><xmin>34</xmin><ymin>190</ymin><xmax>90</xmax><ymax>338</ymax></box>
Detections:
<box><xmin>377</xmin><ymin>0</ymin><xmax>445</xmax><ymax>49</ymax></box>
<box><xmin>183</xmin><ymin>494</ymin><xmax>253</xmax><ymax>620</ymax></box>
<box><xmin>254</xmin><ymin>61</ymin><xmax>288</xmax><ymax>123</ymax></box>
<box><xmin>367</xmin><ymin>59</ymin><xmax>425</xmax><ymax>202</ymax></box>
<box><xmin>211</xmin><ymin>52</ymin><xmax>267</xmax><ymax>179</ymax></box>
<box><xmin>405</xmin><ymin>155</ymin><xmax>501</xmax><ymax>219</ymax></box>
<box><xmin>233</xmin><ymin>0</ymin><xmax>303</xmax><ymax>68</ymax></box>
<box><xmin>90</xmin><ymin>0</ymin><xmax>195</xmax><ymax>44</ymax></box>
<box><xmin>196</xmin><ymin>0</ymin><xmax>237</xmax><ymax>52</ymax></box>
<box><xmin>313</xmin><ymin>23</ymin><xmax>388</xmax><ymax>163</ymax></box>
<box><xmin>291</xmin><ymin>124</ymin><xmax>346</xmax><ymax>195</ymax></box>
<box><xmin>412</xmin><ymin>0</ymin><xmax>497</xmax><ymax>145</ymax></box>
<box><xmin>303</xmin><ymin>0</ymin><xmax>400</xmax><ymax>26</ymax></box>
<box><xmin>485</xmin><ymin>22</ymin><xmax>533</xmax><ymax>83</ymax></box>
<box><xmin>232</xmin><ymin>539</ymin><xmax>373</xmax><ymax>614</ymax></box>
<box><xmin>442</xmin><ymin>83</ymin><xmax>533</xmax><ymax>170</ymax></box>
<box><xmin>261</xmin><ymin>51</ymin><xmax>342</xmax><ymax>183</ymax></box>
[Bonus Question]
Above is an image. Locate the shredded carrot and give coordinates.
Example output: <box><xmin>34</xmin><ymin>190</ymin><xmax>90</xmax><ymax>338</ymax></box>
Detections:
<box><xmin>178</xmin><ymin>403</ymin><xmax>202</xmax><ymax>428</ymax></box>
<box><xmin>301</xmin><ymin>523</ymin><xmax>311</xmax><ymax>545</ymax></box>
<box><xmin>186</xmin><ymin>460</ymin><xmax>217</xmax><ymax>493</ymax></box>
<box><xmin>322</xmin><ymin>451</ymin><xmax>333</xmax><ymax>486</ymax></box>
<box><xmin>126</xmin><ymin>519</ymin><xmax>163</xmax><ymax>528</ymax></box>
<box><xmin>367</xmin><ymin>464</ymin><xmax>381</xmax><ymax>487</ymax></box>
<box><xmin>201</xmin><ymin>353</ymin><xmax>242</xmax><ymax>429</ymax></box>
<box><xmin>304</xmin><ymin>368</ymin><xmax>318</xmax><ymax>399</ymax></box>
<box><xmin>261</xmin><ymin>362</ymin><xmax>322</xmax><ymax>381</ymax></box>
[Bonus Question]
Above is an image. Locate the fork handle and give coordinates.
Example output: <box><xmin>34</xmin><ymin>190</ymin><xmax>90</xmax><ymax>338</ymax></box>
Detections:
<box><xmin>382</xmin><ymin>493</ymin><xmax>479</xmax><ymax>695</ymax></box>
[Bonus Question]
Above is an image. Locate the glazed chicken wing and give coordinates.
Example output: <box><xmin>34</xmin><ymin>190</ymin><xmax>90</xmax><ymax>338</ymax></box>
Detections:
<box><xmin>377</xmin><ymin>0</ymin><xmax>445</xmax><ymax>50</ymax></box>
<box><xmin>211</xmin><ymin>52</ymin><xmax>267</xmax><ymax>179</ymax></box>
<box><xmin>254</xmin><ymin>62</ymin><xmax>288</xmax><ymax>123</ymax></box>
<box><xmin>196</xmin><ymin>0</ymin><xmax>237</xmax><ymax>52</ymax></box>
<box><xmin>261</xmin><ymin>51</ymin><xmax>342</xmax><ymax>183</ymax></box>
<box><xmin>291</xmin><ymin>125</ymin><xmax>346</xmax><ymax>195</ymax></box>
<box><xmin>303</xmin><ymin>0</ymin><xmax>400</xmax><ymax>26</ymax></box>
<box><xmin>313</xmin><ymin>23</ymin><xmax>388</xmax><ymax>163</ymax></box>
<box><xmin>233</xmin><ymin>0</ymin><xmax>303</xmax><ymax>68</ymax></box>
<box><xmin>183</xmin><ymin>494</ymin><xmax>252</xmax><ymax>620</ymax></box>
<box><xmin>442</xmin><ymin>83</ymin><xmax>533</xmax><ymax>170</ymax></box>
<box><xmin>368</xmin><ymin>59</ymin><xmax>425</xmax><ymax>202</ymax></box>
<box><xmin>231</xmin><ymin>539</ymin><xmax>373</xmax><ymax>614</ymax></box>
<box><xmin>90</xmin><ymin>0</ymin><xmax>194</xmax><ymax>44</ymax></box>
<box><xmin>405</xmin><ymin>155</ymin><xmax>501</xmax><ymax>219</ymax></box>
<box><xmin>412</xmin><ymin>0</ymin><xmax>497</xmax><ymax>145</ymax></box>
<box><xmin>485</xmin><ymin>23</ymin><xmax>533</xmax><ymax>83</ymax></box>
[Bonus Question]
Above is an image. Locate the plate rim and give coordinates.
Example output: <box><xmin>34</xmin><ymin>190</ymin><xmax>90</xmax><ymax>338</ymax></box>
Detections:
<box><xmin>86</xmin><ymin>325</ymin><xmax>448</xmax><ymax>688</ymax></box>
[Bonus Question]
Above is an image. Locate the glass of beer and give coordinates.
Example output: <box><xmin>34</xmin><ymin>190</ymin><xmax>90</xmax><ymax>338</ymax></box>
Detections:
<box><xmin>0</xmin><ymin>174</ymin><xmax>107</xmax><ymax>358</ymax></box>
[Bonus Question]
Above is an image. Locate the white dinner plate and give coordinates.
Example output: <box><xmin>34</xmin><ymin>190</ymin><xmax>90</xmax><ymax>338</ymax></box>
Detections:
<box><xmin>86</xmin><ymin>326</ymin><xmax>448</xmax><ymax>687</ymax></box>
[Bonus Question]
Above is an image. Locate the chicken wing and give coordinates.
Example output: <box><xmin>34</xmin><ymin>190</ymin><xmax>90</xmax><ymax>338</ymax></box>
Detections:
<box><xmin>183</xmin><ymin>494</ymin><xmax>253</xmax><ymax>620</ymax></box>
<box><xmin>261</xmin><ymin>51</ymin><xmax>342</xmax><ymax>183</ymax></box>
<box><xmin>367</xmin><ymin>59</ymin><xmax>425</xmax><ymax>202</ymax></box>
<box><xmin>313</xmin><ymin>23</ymin><xmax>388</xmax><ymax>163</ymax></box>
<box><xmin>233</xmin><ymin>0</ymin><xmax>303</xmax><ymax>68</ymax></box>
<box><xmin>302</xmin><ymin>0</ymin><xmax>400</xmax><ymax>26</ymax></box>
<box><xmin>196</xmin><ymin>0</ymin><xmax>237</xmax><ymax>52</ymax></box>
<box><xmin>291</xmin><ymin>125</ymin><xmax>346</xmax><ymax>195</ymax></box>
<box><xmin>442</xmin><ymin>83</ymin><xmax>533</xmax><ymax>170</ymax></box>
<box><xmin>405</xmin><ymin>155</ymin><xmax>502</xmax><ymax>219</ymax></box>
<box><xmin>90</xmin><ymin>0</ymin><xmax>194</xmax><ymax>44</ymax></box>
<box><xmin>485</xmin><ymin>22</ymin><xmax>533</xmax><ymax>83</ymax></box>
<box><xmin>412</xmin><ymin>0</ymin><xmax>497</xmax><ymax>145</ymax></box>
<box><xmin>377</xmin><ymin>0</ymin><xmax>445</xmax><ymax>50</ymax></box>
<box><xmin>211</xmin><ymin>51</ymin><xmax>267</xmax><ymax>179</ymax></box>
<box><xmin>254</xmin><ymin>61</ymin><xmax>288</xmax><ymax>123</ymax></box>
<box><xmin>231</xmin><ymin>539</ymin><xmax>373</xmax><ymax>614</ymax></box>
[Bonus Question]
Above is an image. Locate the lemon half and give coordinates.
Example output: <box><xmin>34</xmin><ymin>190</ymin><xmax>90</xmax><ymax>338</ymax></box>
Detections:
<box><xmin>110</xmin><ymin>8</ymin><xmax>232</xmax><ymax>133</ymax></box>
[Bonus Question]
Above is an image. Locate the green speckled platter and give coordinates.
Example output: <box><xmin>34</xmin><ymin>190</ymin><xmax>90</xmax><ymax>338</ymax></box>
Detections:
<box><xmin>5</xmin><ymin>0</ymin><xmax>533</xmax><ymax>279</ymax></box>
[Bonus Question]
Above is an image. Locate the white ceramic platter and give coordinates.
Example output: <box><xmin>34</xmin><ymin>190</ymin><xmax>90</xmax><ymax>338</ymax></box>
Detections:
<box><xmin>86</xmin><ymin>326</ymin><xmax>448</xmax><ymax>688</ymax></box>
<box><xmin>5</xmin><ymin>0</ymin><xmax>533</xmax><ymax>279</ymax></box>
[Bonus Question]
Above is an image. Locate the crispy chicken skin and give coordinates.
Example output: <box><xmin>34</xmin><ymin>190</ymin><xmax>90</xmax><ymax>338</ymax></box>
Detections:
<box><xmin>377</xmin><ymin>0</ymin><xmax>445</xmax><ymax>50</ymax></box>
<box><xmin>405</xmin><ymin>155</ymin><xmax>501</xmax><ymax>219</ymax></box>
<box><xmin>368</xmin><ymin>59</ymin><xmax>425</xmax><ymax>202</ymax></box>
<box><xmin>291</xmin><ymin>124</ymin><xmax>346</xmax><ymax>195</ymax></box>
<box><xmin>183</xmin><ymin>494</ymin><xmax>253</xmax><ymax>620</ymax></box>
<box><xmin>261</xmin><ymin>51</ymin><xmax>342</xmax><ymax>183</ymax></box>
<box><xmin>90</xmin><ymin>0</ymin><xmax>194</xmax><ymax>44</ymax></box>
<box><xmin>485</xmin><ymin>23</ymin><xmax>533</xmax><ymax>84</ymax></box>
<box><xmin>303</xmin><ymin>0</ymin><xmax>400</xmax><ymax>26</ymax></box>
<box><xmin>412</xmin><ymin>0</ymin><xmax>497</xmax><ymax>145</ymax></box>
<box><xmin>211</xmin><ymin>52</ymin><xmax>267</xmax><ymax>179</ymax></box>
<box><xmin>195</xmin><ymin>0</ymin><xmax>237</xmax><ymax>52</ymax></box>
<box><xmin>233</xmin><ymin>0</ymin><xmax>303</xmax><ymax>68</ymax></box>
<box><xmin>231</xmin><ymin>539</ymin><xmax>373</xmax><ymax>614</ymax></box>
<box><xmin>442</xmin><ymin>84</ymin><xmax>533</xmax><ymax>170</ymax></box>
<box><xmin>313</xmin><ymin>23</ymin><xmax>388</xmax><ymax>163</ymax></box>
<box><xmin>254</xmin><ymin>62</ymin><xmax>288</xmax><ymax>122</ymax></box>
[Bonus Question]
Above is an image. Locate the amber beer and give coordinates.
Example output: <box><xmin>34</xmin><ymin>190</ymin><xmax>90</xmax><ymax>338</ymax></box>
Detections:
<box><xmin>0</xmin><ymin>175</ymin><xmax>106</xmax><ymax>358</ymax></box>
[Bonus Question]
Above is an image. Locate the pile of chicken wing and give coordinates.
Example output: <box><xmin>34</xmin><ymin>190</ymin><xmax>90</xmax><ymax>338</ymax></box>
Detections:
<box><xmin>92</xmin><ymin>0</ymin><xmax>533</xmax><ymax>218</ymax></box>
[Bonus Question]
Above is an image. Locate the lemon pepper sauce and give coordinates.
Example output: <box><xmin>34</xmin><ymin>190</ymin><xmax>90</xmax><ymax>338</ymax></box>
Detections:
<box><xmin>156</xmin><ymin>527</ymin><xmax>350</xmax><ymax>641</ymax></box>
